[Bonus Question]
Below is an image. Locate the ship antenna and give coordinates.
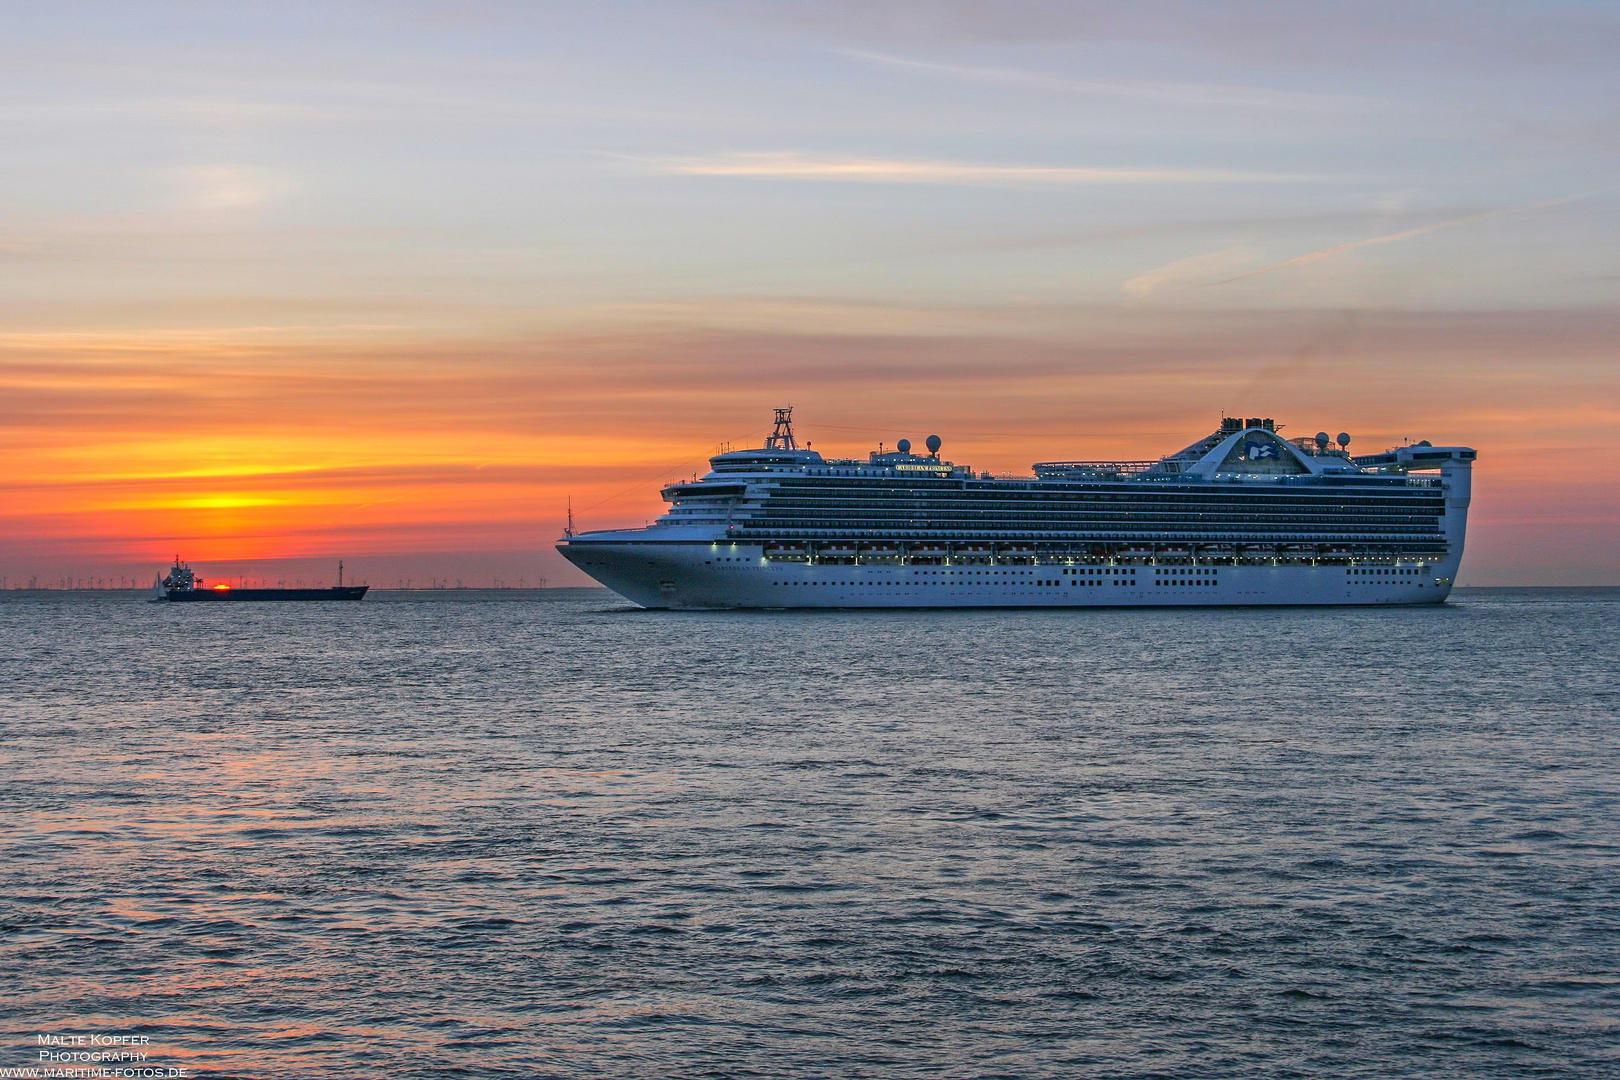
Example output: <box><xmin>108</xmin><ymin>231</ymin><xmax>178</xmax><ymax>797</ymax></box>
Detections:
<box><xmin>566</xmin><ymin>498</ymin><xmax>575</xmax><ymax>538</ymax></box>
<box><xmin>338</xmin><ymin>560</ymin><xmax>343</xmax><ymax>588</ymax></box>
<box><xmin>765</xmin><ymin>406</ymin><xmax>797</xmax><ymax>451</ymax></box>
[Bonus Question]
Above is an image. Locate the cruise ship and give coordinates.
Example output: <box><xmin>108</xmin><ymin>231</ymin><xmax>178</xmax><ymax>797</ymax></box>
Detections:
<box><xmin>558</xmin><ymin>410</ymin><xmax>1474</xmax><ymax>608</ymax></box>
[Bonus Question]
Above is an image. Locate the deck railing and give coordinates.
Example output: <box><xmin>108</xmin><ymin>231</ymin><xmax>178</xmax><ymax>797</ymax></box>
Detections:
<box><xmin>1031</xmin><ymin>460</ymin><xmax>1161</xmax><ymax>479</ymax></box>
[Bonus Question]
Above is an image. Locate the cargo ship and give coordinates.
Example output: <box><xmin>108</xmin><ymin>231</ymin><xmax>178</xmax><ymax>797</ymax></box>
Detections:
<box><xmin>149</xmin><ymin>557</ymin><xmax>368</xmax><ymax>602</ymax></box>
<box><xmin>557</xmin><ymin>408</ymin><xmax>1474</xmax><ymax>609</ymax></box>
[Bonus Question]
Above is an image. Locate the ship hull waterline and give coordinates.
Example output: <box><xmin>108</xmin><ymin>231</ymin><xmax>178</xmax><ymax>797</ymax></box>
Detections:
<box><xmin>559</xmin><ymin>542</ymin><xmax>1455</xmax><ymax>610</ymax></box>
<box><xmin>163</xmin><ymin>586</ymin><xmax>370</xmax><ymax>602</ymax></box>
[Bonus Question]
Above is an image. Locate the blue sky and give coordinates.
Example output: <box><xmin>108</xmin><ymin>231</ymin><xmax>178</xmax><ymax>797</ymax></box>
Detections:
<box><xmin>8</xmin><ymin>0</ymin><xmax>1617</xmax><ymax>328</ymax></box>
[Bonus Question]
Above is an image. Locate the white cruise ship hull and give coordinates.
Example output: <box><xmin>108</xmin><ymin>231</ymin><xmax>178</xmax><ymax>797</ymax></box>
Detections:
<box><xmin>557</xmin><ymin>413</ymin><xmax>1473</xmax><ymax>610</ymax></box>
<box><xmin>559</xmin><ymin>541</ymin><xmax>1459</xmax><ymax>609</ymax></box>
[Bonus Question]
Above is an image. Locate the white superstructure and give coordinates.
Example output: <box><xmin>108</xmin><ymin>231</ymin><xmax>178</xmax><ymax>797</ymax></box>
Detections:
<box><xmin>558</xmin><ymin>411</ymin><xmax>1474</xmax><ymax>609</ymax></box>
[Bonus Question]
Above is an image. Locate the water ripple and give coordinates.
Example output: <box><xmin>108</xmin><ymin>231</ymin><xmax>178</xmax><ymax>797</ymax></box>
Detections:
<box><xmin>1</xmin><ymin>588</ymin><xmax>1617</xmax><ymax>1078</ymax></box>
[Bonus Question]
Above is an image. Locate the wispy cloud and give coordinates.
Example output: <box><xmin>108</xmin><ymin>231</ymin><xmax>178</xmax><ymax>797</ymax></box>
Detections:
<box><xmin>844</xmin><ymin>50</ymin><xmax>1385</xmax><ymax>114</ymax></box>
<box><xmin>174</xmin><ymin>164</ymin><xmax>296</xmax><ymax>210</ymax></box>
<box><xmin>1125</xmin><ymin>246</ymin><xmax>1256</xmax><ymax>297</ymax></box>
<box><xmin>646</xmin><ymin>152</ymin><xmax>1325</xmax><ymax>185</ymax></box>
<box><xmin>1211</xmin><ymin>190</ymin><xmax>1610</xmax><ymax>285</ymax></box>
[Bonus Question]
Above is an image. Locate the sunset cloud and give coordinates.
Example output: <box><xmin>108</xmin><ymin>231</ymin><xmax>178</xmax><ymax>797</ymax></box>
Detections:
<box><xmin>1210</xmin><ymin>190</ymin><xmax>1611</xmax><ymax>285</ymax></box>
<box><xmin>1124</xmin><ymin>246</ymin><xmax>1256</xmax><ymax>297</ymax></box>
<box><xmin>4</xmin><ymin>308</ymin><xmax>1616</xmax><ymax>584</ymax></box>
<box><xmin>843</xmin><ymin>50</ymin><xmax>1385</xmax><ymax>113</ymax></box>
<box><xmin>649</xmin><ymin>153</ymin><xmax>1326</xmax><ymax>185</ymax></box>
<box><xmin>174</xmin><ymin>164</ymin><xmax>297</xmax><ymax>210</ymax></box>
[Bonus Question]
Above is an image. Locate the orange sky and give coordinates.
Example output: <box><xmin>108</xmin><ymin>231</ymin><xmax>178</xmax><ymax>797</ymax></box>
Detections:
<box><xmin>4</xmin><ymin>305</ymin><xmax>1616</xmax><ymax>587</ymax></box>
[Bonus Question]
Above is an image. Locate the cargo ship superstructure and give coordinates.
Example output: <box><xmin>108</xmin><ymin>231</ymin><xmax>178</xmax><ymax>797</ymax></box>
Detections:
<box><xmin>558</xmin><ymin>410</ymin><xmax>1474</xmax><ymax>609</ymax></box>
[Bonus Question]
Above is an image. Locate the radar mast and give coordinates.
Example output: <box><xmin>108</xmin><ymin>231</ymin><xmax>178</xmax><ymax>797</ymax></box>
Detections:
<box><xmin>764</xmin><ymin>407</ymin><xmax>798</xmax><ymax>451</ymax></box>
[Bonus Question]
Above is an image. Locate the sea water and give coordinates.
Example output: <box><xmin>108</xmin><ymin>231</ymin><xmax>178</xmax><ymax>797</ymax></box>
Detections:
<box><xmin>1</xmin><ymin>589</ymin><xmax>1616</xmax><ymax>1078</ymax></box>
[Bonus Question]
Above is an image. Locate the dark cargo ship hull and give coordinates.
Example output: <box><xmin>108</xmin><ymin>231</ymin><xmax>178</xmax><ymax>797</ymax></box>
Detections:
<box><xmin>166</xmin><ymin>586</ymin><xmax>368</xmax><ymax>602</ymax></box>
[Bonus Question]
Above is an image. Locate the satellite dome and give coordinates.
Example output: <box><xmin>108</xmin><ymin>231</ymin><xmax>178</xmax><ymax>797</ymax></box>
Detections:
<box><xmin>1315</xmin><ymin>431</ymin><xmax>1330</xmax><ymax>448</ymax></box>
<box><xmin>896</xmin><ymin>438</ymin><xmax>911</xmax><ymax>454</ymax></box>
<box><xmin>1416</xmin><ymin>439</ymin><xmax>1432</xmax><ymax>447</ymax></box>
<box><xmin>1336</xmin><ymin>432</ymin><xmax>1351</xmax><ymax>448</ymax></box>
<box><xmin>926</xmin><ymin>434</ymin><xmax>942</xmax><ymax>454</ymax></box>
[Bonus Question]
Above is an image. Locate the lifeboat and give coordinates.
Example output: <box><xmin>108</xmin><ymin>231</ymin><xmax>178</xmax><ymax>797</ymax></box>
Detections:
<box><xmin>957</xmin><ymin>543</ymin><xmax>993</xmax><ymax>555</ymax></box>
<box><xmin>1281</xmin><ymin>544</ymin><xmax>1317</xmax><ymax>557</ymax></box>
<box><xmin>1322</xmin><ymin>545</ymin><xmax>1354</xmax><ymax>557</ymax></box>
<box><xmin>860</xmin><ymin>542</ymin><xmax>899</xmax><ymax>556</ymax></box>
<box><xmin>1117</xmin><ymin>544</ymin><xmax>1155</xmax><ymax>558</ymax></box>
<box><xmin>817</xmin><ymin>542</ymin><xmax>857</xmax><ymax>558</ymax></box>
<box><xmin>764</xmin><ymin>541</ymin><xmax>807</xmax><ymax>556</ymax></box>
<box><xmin>909</xmin><ymin>543</ymin><xmax>950</xmax><ymax>557</ymax></box>
<box><xmin>1199</xmin><ymin>544</ymin><xmax>1236</xmax><ymax>558</ymax></box>
<box><xmin>1157</xmin><ymin>545</ymin><xmax>1191</xmax><ymax>558</ymax></box>
<box><xmin>1000</xmin><ymin>543</ymin><xmax>1037</xmax><ymax>556</ymax></box>
<box><xmin>1240</xmin><ymin>544</ymin><xmax>1277</xmax><ymax>558</ymax></box>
